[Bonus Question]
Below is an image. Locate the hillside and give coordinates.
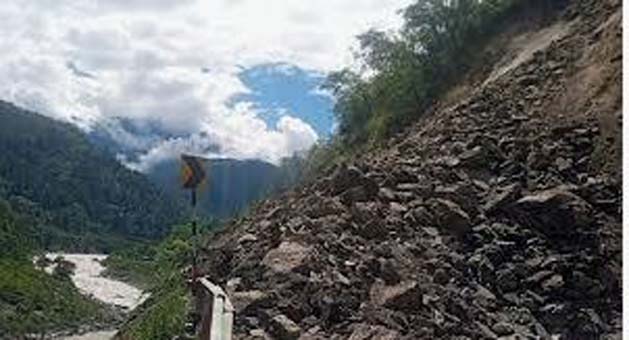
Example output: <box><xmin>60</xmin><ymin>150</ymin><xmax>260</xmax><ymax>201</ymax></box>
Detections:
<box><xmin>0</xmin><ymin>101</ymin><xmax>184</xmax><ymax>250</ymax></box>
<box><xmin>196</xmin><ymin>0</ymin><xmax>622</xmax><ymax>339</ymax></box>
<box><xmin>0</xmin><ymin>201</ymin><xmax>116</xmax><ymax>338</ymax></box>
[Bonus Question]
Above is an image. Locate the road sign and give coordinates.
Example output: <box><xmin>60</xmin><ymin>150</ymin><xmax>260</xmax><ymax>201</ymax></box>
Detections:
<box><xmin>181</xmin><ymin>154</ymin><xmax>207</xmax><ymax>189</ymax></box>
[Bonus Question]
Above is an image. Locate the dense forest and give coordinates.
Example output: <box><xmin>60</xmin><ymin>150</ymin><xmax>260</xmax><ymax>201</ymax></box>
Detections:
<box><xmin>0</xmin><ymin>101</ymin><xmax>185</xmax><ymax>251</ymax></box>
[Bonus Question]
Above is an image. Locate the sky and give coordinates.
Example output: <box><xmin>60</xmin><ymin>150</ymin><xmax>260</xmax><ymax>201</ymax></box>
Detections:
<box><xmin>0</xmin><ymin>0</ymin><xmax>411</xmax><ymax>171</ymax></box>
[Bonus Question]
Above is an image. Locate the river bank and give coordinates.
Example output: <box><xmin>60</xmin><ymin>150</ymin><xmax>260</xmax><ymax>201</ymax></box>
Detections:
<box><xmin>40</xmin><ymin>254</ymin><xmax>148</xmax><ymax>340</ymax></box>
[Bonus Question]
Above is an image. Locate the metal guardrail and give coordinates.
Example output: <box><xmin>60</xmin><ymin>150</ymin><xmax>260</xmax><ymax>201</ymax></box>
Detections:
<box><xmin>196</xmin><ymin>278</ymin><xmax>234</xmax><ymax>340</ymax></box>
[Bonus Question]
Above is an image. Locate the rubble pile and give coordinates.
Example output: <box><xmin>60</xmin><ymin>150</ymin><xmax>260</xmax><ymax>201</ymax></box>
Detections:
<box><xmin>201</xmin><ymin>0</ymin><xmax>621</xmax><ymax>338</ymax></box>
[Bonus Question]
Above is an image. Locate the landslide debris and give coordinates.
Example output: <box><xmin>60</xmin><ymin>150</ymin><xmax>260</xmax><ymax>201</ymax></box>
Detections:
<box><xmin>201</xmin><ymin>0</ymin><xmax>622</xmax><ymax>339</ymax></box>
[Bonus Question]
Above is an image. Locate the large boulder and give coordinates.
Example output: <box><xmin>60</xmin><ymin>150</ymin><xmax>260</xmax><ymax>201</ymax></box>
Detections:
<box><xmin>322</xmin><ymin>165</ymin><xmax>379</xmax><ymax>205</ymax></box>
<box><xmin>511</xmin><ymin>189</ymin><xmax>593</xmax><ymax>237</ymax></box>
<box><xmin>427</xmin><ymin>199</ymin><xmax>472</xmax><ymax>236</ymax></box>
<box><xmin>262</xmin><ymin>242</ymin><xmax>313</xmax><ymax>273</ymax></box>
<box><xmin>231</xmin><ymin>290</ymin><xmax>270</xmax><ymax>314</ymax></box>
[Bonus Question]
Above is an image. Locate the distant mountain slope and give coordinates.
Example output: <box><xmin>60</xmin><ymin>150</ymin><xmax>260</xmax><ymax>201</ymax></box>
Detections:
<box><xmin>0</xmin><ymin>201</ymin><xmax>112</xmax><ymax>338</ymax></box>
<box><xmin>147</xmin><ymin>157</ymin><xmax>301</xmax><ymax>219</ymax></box>
<box><xmin>0</xmin><ymin>101</ymin><xmax>185</xmax><ymax>250</ymax></box>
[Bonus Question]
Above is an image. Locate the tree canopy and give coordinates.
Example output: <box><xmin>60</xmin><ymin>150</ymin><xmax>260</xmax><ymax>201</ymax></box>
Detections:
<box><xmin>323</xmin><ymin>0</ymin><xmax>550</xmax><ymax>148</ymax></box>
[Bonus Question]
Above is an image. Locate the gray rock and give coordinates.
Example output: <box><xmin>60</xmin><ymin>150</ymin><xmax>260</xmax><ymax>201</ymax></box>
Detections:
<box><xmin>512</xmin><ymin>189</ymin><xmax>593</xmax><ymax>236</ymax></box>
<box><xmin>492</xmin><ymin>322</ymin><xmax>514</xmax><ymax>336</ymax></box>
<box><xmin>541</xmin><ymin>274</ymin><xmax>564</xmax><ymax>292</ymax></box>
<box><xmin>475</xmin><ymin>321</ymin><xmax>498</xmax><ymax>339</ymax></box>
<box><xmin>231</xmin><ymin>290</ymin><xmax>269</xmax><ymax>314</ymax></box>
<box><xmin>427</xmin><ymin>199</ymin><xmax>472</xmax><ymax>236</ymax></box>
<box><xmin>239</xmin><ymin>233</ymin><xmax>259</xmax><ymax>244</ymax></box>
<box><xmin>483</xmin><ymin>183</ymin><xmax>521</xmax><ymax>214</ymax></box>
<box><xmin>270</xmin><ymin>314</ymin><xmax>302</xmax><ymax>340</ymax></box>
<box><xmin>348</xmin><ymin>324</ymin><xmax>400</xmax><ymax>340</ymax></box>
<box><xmin>262</xmin><ymin>242</ymin><xmax>312</xmax><ymax>273</ymax></box>
<box><xmin>370</xmin><ymin>280</ymin><xmax>423</xmax><ymax>311</ymax></box>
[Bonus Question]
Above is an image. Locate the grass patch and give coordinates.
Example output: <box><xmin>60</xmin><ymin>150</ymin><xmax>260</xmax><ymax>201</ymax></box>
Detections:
<box><xmin>111</xmin><ymin>222</ymin><xmax>214</xmax><ymax>340</ymax></box>
<box><xmin>119</xmin><ymin>274</ymin><xmax>189</xmax><ymax>340</ymax></box>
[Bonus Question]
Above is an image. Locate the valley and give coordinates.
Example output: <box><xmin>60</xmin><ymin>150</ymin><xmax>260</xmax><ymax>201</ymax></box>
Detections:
<box><xmin>0</xmin><ymin>0</ymin><xmax>622</xmax><ymax>339</ymax></box>
<box><xmin>39</xmin><ymin>254</ymin><xmax>146</xmax><ymax>340</ymax></box>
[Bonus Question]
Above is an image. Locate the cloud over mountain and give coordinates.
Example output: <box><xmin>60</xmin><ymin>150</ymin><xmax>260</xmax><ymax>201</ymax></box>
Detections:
<box><xmin>0</xmin><ymin>0</ymin><xmax>410</xmax><ymax>170</ymax></box>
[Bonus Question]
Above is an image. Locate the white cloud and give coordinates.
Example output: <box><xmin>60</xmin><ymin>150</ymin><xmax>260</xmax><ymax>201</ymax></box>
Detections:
<box><xmin>0</xmin><ymin>0</ymin><xmax>411</xmax><ymax>170</ymax></box>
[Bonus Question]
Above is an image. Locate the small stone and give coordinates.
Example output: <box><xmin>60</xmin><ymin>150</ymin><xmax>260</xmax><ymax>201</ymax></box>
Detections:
<box><xmin>525</xmin><ymin>270</ymin><xmax>554</xmax><ymax>285</ymax></box>
<box><xmin>389</xmin><ymin>202</ymin><xmax>408</xmax><ymax>214</ymax></box>
<box><xmin>483</xmin><ymin>183</ymin><xmax>521</xmax><ymax>214</ymax></box>
<box><xmin>542</xmin><ymin>274</ymin><xmax>564</xmax><ymax>291</ymax></box>
<box><xmin>334</xmin><ymin>270</ymin><xmax>351</xmax><ymax>286</ymax></box>
<box><xmin>539</xmin><ymin>303</ymin><xmax>570</xmax><ymax>329</ymax></box>
<box><xmin>379</xmin><ymin>187</ymin><xmax>397</xmax><ymax>201</ymax></box>
<box><xmin>433</xmin><ymin>268</ymin><xmax>449</xmax><ymax>284</ymax></box>
<box><xmin>370</xmin><ymin>280</ymin><xmax>423</xmax><ymax>311</ymax></box>
<box><xmin>496</xmin><ymin>268</ymin><xmax>518</xmax><ymax>292</ymax></box>
<box><xmin>238</xmin><ymin>233</ymin><xmax>258</xmax><ymax>243</ymax></box>
<box><xmin>340</xmin><ymin>186</ymin><xmax>370</xmax><ymax>204</ymax></box>
<box><xmin>250</xmin><ymin>329</ymin><xmax>271</xmax><ymax>339</ymax></box>
<box><xmin>348</xmin><ymin>324</ymin><xmax>400</xmax><ymax>340</ymax></box>
<box><xmin>231</xmin><ymin>290</ymin><xmax>269</xmax><ymax>313</ymax></box>
<box><xmin>556</xmin><ymin>156</ymin><xmax>573</xmax><ymax>171</ymax></box>
<box><xmin>492</xmin><ymin>322</ymin><xmax>514</xmax><ymax>336</ymax></box>
<box><xmin>473</xmin><ymin>284</ymin><xmax>497</xmax><ymax>307</ymax></box>
<box><xmin>270</xmin><ymin>314</ymin><xmax>302</xmax><ymax>340</ymax></box>
<box><xmin>475</xmin><ymin>321</ymin><xmax>498</xmax><ymax>339</ymax></box>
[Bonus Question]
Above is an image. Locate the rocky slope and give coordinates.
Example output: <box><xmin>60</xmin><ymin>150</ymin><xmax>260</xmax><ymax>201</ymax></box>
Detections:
<box><xmin>200</xmin><ymin>0</ymin><xmax>622</xmax><ymax>339</ymax></box>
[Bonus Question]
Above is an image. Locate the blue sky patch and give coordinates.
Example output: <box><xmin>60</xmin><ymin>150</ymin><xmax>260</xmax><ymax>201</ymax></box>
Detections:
<box><xmin>231</xmin><ymin>62</ymin><xmax>335</xmax><ymax>137</ymax></box>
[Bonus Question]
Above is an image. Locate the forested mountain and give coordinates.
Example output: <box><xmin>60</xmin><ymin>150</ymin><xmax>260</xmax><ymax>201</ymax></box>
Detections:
<box><xmin>0</xmin><ymin>101</ymin><xmax>185</xmax><ymax>250</ymax></box>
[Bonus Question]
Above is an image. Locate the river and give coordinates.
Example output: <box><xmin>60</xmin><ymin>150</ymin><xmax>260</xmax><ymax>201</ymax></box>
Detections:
<box><xmin>43</xmin><ymin>254</ymin><xmax>148</xmax><ymax>340</ymax></box>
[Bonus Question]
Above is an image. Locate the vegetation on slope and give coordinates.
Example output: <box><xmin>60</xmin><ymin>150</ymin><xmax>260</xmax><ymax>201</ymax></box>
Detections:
<box><xmin>306</xmin><ymin>0</ymin><xmax>565</xmax><ymax>175</ymax></box>
<box><xmin>110</xmin><ymin>222</ymin><xmax>218</xmax><ymax>340</ymax></box>
<box><xmin>0</xmin><ymin>200</ymin><xmax>111</xmax><ymax>338</ymax></box>
<box><xmin>0</xmin><ymin>101</ymin><xmax>185</xmax><ymax>251</ymax></box>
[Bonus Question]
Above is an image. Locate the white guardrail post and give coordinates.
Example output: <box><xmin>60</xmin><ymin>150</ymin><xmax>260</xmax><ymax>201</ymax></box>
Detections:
<box><xmin>198</xmin><ymin>278</ymin><xmax>234</xmax><ymax>340</ymax></box>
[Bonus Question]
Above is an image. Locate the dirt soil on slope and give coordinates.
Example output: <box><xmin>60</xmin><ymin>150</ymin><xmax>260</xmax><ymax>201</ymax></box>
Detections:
<box><xmin>200</xmin><ymin>0</ymin><xmax>622</xmax><ymax>339</ymax></box>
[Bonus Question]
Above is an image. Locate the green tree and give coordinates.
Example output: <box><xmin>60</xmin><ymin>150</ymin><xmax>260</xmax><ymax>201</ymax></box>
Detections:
<box><xmin>321</xmin><ymin>0</ymin><xmax>527</xmax><ymax>149</ymax></box>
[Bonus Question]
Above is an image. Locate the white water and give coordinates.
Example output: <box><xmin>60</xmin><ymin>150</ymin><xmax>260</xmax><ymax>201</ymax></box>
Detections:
<box><xmin>43</xmin><ymin>253</ymin><xmax>148</xmax><ymax>340</ymax></box>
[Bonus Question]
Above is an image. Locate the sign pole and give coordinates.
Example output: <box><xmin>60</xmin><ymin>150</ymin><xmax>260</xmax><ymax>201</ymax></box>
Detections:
<box><xmin>181</xmin><ymin>153</ymin><xmax>206</xmax><ymax>283</ymax></box>
<box><xmin>181</xmin><ymin>154</ymin><xmax>210</xmax><ymax>338</ymax></box>
<box><xmin>191</xmin><ymin>187</ymin><xmax>198</xmax><ymax>281</ymax></box>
